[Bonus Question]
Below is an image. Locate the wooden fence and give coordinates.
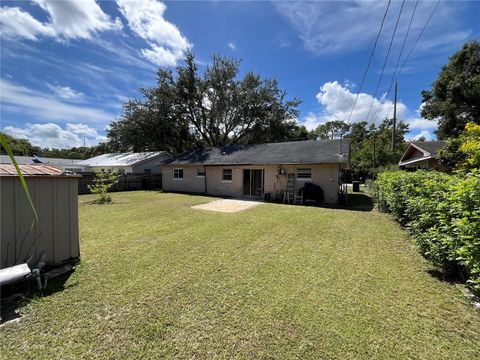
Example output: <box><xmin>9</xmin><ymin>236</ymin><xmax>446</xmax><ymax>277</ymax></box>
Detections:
<box><xmin>78</xmin><ymin>173</ymin><xmax>162</xmax><ymax>195</ymax></box>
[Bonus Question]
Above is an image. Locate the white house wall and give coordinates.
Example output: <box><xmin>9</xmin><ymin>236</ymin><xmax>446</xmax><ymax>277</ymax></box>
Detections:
<box><xmin>163</xmin><ymin>163</ymin><xmax>340</xmax><ymax>204</ymax></box>
<box><xmin>131</xmin><ymin>157</ymin><xmax>163</xmax><ymax>173</ymax></box>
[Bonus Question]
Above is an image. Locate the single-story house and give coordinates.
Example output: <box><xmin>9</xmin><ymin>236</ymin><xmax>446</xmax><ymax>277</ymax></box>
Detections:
<box><xmin>75</xmin><ymin>151</ymin><xmax>171</xmax><ymax>174</ymax></box>
<box><xmin>0</xmin><ymin>155</ymin><xmax>87</xmax><ymax>173</ymax></box>
<box><xmin>398</xmin><ymin>141</ymin><xmax>447</xmax><ymax>170</ymax></box>
<box><xmin>162</xmin><ymin>139</ymin><xmax>350</xmax><ymax>204</ymax></box>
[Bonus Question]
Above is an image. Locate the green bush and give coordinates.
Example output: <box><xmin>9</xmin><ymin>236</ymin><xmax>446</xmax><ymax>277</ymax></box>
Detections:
<box><xmin>373</xmin><ymin>170</ymin><xmax>480</xmax><ymax>295</ymax></box>
<box><xmin>87</xmin><ymin>171</ymin><xmax>120</xmax><ymax>204</ymax></box>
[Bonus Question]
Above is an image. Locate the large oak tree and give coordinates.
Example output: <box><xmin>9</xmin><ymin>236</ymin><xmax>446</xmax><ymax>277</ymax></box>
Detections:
<box><xmin>108</xmin><ymin>53</ymin><xmax>307</xmax><ymax>154</ymax></box>
<box><xmin>421</xmin><ymin>41</ymin><xmax>480</xmax><ymax>139</ymax></box>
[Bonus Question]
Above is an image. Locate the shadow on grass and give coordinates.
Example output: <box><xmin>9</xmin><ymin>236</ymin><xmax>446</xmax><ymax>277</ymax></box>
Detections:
<box><xmin>426</xmin><ymin>268</ymin><xmax>465</xmax><ymax>285</ymax></box>
<box><xmin>159</xmin><ymin>190</ymin><xmax>375</xmax><ymax>212</ymax></box>
<box><xmin>1</xmin><ymin>271</ymin><xmax>76</xmax><ymax>325</ymax></box>
<box><xmin>322</xmin><ymin>193</ymin><xmax>374</xmax><ymax>212</ymax></box>
<box><xmin>344</xmin><ymin>193</ymin><xmax>374</xmax><ymax>211</ymax></box>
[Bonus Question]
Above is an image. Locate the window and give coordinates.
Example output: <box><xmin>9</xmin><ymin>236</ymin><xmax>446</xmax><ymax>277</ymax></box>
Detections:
<box><xmin>222</xmin><ymin>169</ymin><xmax>232</xmax><ymax>182</ymax></box>
<box><xmin>197</xmin><ymin>167</ymin><xmax>205</xmax><ymax>177</ymax></box>
<box><xmin>173</xmin><ymin>168</ymin><xmax>183</xmax><ymax>180</ymax></box>
<box><xmin>118</xmin><ymin>169</ymin><xmax>125</xmax><ymax>174</ymax></box>
<box><xmin>296</xmin><ymin>168</ymin><xmax>312</xmax><ymax>179</ymax></box>
<box><xmin>144</xmin><ymin>168</ymin><xmax>152</xmax><ymax>174</ymax></box>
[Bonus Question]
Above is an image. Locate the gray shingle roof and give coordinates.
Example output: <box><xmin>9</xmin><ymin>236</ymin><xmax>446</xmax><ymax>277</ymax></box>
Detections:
<box><xmin>164</xmin><ymin>139</ymin><xmax>350</xmax><ymax>166</ymax></box>
<box><xmin>411</xmin><ymin>141</ymin><xmax>447</xmax><ymax>157</ymax></box>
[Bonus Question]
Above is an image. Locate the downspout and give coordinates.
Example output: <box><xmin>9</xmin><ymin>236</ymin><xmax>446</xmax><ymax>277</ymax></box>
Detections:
<box><xmin>204</xmin><ymin>166</ymin><xmax>208</xmax><ymax>194</ymax></box>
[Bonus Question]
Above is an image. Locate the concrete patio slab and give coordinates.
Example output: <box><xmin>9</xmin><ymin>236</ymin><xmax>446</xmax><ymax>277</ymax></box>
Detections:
<box><xmin>191</xmin><ymin>199</ymin><xmax>262</xmax><ymax>213</ymax></box>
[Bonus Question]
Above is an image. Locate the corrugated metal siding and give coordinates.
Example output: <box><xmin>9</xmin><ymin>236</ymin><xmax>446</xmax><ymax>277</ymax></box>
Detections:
<box><xmin>1</xmin><ymin>176</ymin><xmax>79</xmax><ymax>269</ymax></box>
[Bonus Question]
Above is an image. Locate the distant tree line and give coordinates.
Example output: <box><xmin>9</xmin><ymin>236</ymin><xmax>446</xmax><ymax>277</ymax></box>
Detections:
<box><xmin>0</xmin><ymin>132</ymin><xmax>113</xmax><ymax>159</ymax></box>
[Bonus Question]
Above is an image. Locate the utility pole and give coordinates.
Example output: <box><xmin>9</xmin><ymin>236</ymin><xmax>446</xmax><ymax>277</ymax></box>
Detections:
<box><xmin>392</xmin><ymin>81</ymin><xmax>397</xmax><ymax>152</ymax></box>
<box><xmin>372</xmin><ymin>127</ymin><xmax>376</xmax><ymax>171</ymax></box>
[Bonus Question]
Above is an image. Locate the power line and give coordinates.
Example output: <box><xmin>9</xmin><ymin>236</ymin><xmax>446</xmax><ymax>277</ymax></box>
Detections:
<box><xmin>398</xmin><ymin>0</ymin><xmax>442</xmax><ymax>74</ymax></box>
<box><xmin>372</xmin><ymin>0</ymin><xmax>440</xmax><ymax>125</ymax></box>
<box><xmin>371</xmin><ymin>0</ymin><xmax>418</xmax><ymax>125</ymax></box>
<box><xmin>345</xmin><ymin>0</ymin><xmax>392</xmax><ymax>124</ymax></box>
<box><xmin>365</xmin><ymin>0</ymin><xmax>406</xmax><ymax>123</ymax></box>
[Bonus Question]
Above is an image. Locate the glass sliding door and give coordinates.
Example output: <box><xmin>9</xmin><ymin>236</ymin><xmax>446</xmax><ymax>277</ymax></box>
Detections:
<box><xmin>243</xmin><ymin>169</ymin><xmax>251</xmax><ymax>196</ymax></box>
<box><xmin>243</xmin><ymin>169</ymin><xmax>264</xmax><ymax>197</ymax></box>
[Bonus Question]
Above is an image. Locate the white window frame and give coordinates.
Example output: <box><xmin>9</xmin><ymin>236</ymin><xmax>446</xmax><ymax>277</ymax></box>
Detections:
<box><xmin>173</xmin><ymin>168</ymin><xmax>184</xmax><ymax>180</ymax></box>
<box><xmin>296</xmin><ymin>168</ymin><xmax>312</xmax><ymax>180</ymax></box>
<box><xmin>222</xmin><ymin>169</ymin><xmax>233</xmax><ymax>182</ymax></box>
<box><xmin>197</xmin><ymin>167</ymin><xmax>206</xmax><ymax>177</ymax></box>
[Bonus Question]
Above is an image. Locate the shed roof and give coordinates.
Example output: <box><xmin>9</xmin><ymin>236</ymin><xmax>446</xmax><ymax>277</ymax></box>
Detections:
<box><xmin>164</xmin><ymin>139</ymin><xmax>350</xmax><ymax>166</ymax></box>
<box><xmin>76</xmin><ymin>151</ymin><xmax>171</xmax><ymax>167</ymax></box>
<box><xmin>0</xmin><ymin>164</ymin><xmax>78</xmax><ymax>177</ymax></box>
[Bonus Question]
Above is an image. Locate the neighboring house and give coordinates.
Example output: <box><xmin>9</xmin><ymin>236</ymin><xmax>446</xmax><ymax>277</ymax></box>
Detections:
<box><xmin>398</xmin><ymin>141</ymin><xmax>447</xmax><ymax>170</ymax></box>
<box><xmin>162</xmin><ymin>139</ymin><xmax>350</xmax><ymax>204</ymax></box>
<box><xmin>0</xmin><ymin>155</ymin><xmax>87</xmax><ymax>172</ymax></box>
<box><xmin>75</xmin><ymin>151</ymin><xmax>171</xmax><ymax>174</ymax></box>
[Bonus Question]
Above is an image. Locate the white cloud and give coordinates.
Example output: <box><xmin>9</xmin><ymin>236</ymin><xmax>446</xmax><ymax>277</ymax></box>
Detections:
<box><xmin>302</xmin><ymin>112</ymin><xmax>323</xmax><ymax>131</ymax></box>
<box><xmin>299</xmin><ymin>81</ymin><xmax>437</xmax><ymax>136</ymax></box>
<box><xmin>405</xmin><ymin>117</ymin><xmax>437</xmax><ymax>131</ymax></box>
<box><xmin>47</xmin><ymin>84</ymin><xmax>84</xmax><ymax>101</ymax></box>
<box><xmin>1</xmin><ymin>79</ymin><xmax>114</xmax><ymax>124</ymax></box>
<box><xmin>314</xmin><ymin>81</ymin><xmax>406</xmax><ymax>124</ymax></box>
<box><xmin>274</xmin><ymin>1</ymin><xmax>471</xmax><ymax>55</ymax></box>
<box><xmin>0</xmin><ymin>7</ymin><xmax>54</xmax><ymax>40</ymax></box>
<box><xmin>3</xmin><ymin>123</ymin><xmax>104</xmax><ymax>149</ymax></box>
<box><xmin>406</xmin><ymin>130</ymin><xmax>434</xmax><ymax>141</ymax></box>
<box><xmin>66</xmin><ymin>123</ymin><xmax>98</xmax><ymax>138</ymax></box>
<box><xmin>116</xmin><ymin>0</ymin><xmax>191</xmax><ymax>66</ymax></box>
<box><xmin>228</xmin><ymin>41</ymin><xmax>236</xmax><ymax>50</ymax></box>
<box><xmin>0</xmin><ymin>0</ymin><xmax>121</xmax><ymax>41</ymax></box>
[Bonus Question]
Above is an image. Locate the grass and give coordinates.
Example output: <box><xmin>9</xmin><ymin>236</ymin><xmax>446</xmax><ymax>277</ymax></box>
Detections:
<box><xmin>1</xmin><ymin>191</ymin><xmax>480</xmax><ymax>359</ymax></box>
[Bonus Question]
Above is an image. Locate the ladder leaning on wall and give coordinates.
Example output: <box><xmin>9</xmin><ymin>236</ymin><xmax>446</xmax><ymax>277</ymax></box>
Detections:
<box><xmin>283</xmin><ymin>173</ymin><xmax>295</xmax><ymax>204</ymax></box>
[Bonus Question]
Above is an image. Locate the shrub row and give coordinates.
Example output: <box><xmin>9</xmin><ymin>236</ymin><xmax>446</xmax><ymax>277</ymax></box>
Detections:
<box><xmin>373</xmin><ymin>170</ymin><xmax>480</xmax><ymax>295</ymax></box>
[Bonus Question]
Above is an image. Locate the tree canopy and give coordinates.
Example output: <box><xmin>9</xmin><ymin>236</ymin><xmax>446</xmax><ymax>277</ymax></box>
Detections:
<box><xmin>440</xmin><ymin>122</ymin><xmax>480</xmax><ymax>171</ymax></box>
<box><xmin>0</xmin><ymin>132</ymin><xmax>41</xmax><ymax>156</ymax></box>
<box><xmin>421</xmin><ymin>41</ymin><xmax>480</xmax><ymax>139</ymax></box>
<box><xmin>345</xmin><ymin>119</ymin><xmax>409</xmax><ymax>176</ymax></box>
<box><xmin>314</xmin><ymin>120</ymin><xmax>350</xmax><ymax>140</ymax></box>
<box><xmin>108</xmin><ymin>53</ymin><xmax>308</xmax><ymax>154</ymax></box>
<box><xmin>0</xmin><ymin>132</ymin><xmax>112</xmax><ymax>159</ymax></box>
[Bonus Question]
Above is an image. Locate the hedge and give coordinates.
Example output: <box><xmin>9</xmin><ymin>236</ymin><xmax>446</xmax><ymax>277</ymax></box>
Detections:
<box><xmin>373</xmin><ymin>170</ymin><xmax>480</xmax><ymax>295</ymax></box>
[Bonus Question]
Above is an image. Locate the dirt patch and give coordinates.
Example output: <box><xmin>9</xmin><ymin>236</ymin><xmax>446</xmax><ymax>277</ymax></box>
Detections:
<box><xmin>191</xmin><ymin>199</ymin><xmax>262</xmax><ymax>213</ymax></box>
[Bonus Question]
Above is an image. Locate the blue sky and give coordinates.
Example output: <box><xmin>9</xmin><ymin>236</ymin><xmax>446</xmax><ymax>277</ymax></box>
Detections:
<box><xmin>1</xmin><ymin>0</ymin><xmax>479</xmax><ymax>148</ymax></box>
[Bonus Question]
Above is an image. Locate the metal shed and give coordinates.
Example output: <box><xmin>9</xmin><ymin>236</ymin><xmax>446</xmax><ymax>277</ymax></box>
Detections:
<box><xmin>1</xmin><ymin>164</ymin><xmax>80</xmax><ymax>270</ymax></box>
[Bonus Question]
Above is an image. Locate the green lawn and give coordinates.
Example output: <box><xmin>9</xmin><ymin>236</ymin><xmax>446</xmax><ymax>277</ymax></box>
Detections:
<box><xmin>1</xmin><ymin>191</ymin><xmax>480</xmax><ymax>359</ymax></box>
